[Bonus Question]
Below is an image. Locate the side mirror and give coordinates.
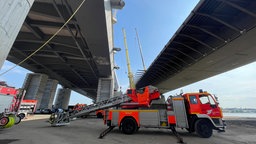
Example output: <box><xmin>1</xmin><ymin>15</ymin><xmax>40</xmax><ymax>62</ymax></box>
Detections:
<box><xmin>214</xmin><ymin>95</ymin><xmax>219</xmax><ymax>102</ymax></box>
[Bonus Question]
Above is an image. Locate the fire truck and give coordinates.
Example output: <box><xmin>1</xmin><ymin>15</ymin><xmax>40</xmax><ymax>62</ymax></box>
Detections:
<box><xmin>0</xmin><ymin>83</ymin><xmax>26</xmax><ymax>129</ymax></box>
<box><xmin>49</xmin><ymin>85</ymin><xmax>225</xmax><ymax>141</ymax></box>
<box><xmin>72</xmin><ymin>103</ymin><xmax>87</xmax><ymax>112</ymax></box>
<box><xmin>103</xmin><ymin>86</ymin><xmax>225</xmax><ymax>139</ymax></box>
<box><xmin>19</xmin><ymin>99</ymin><xmax>38</xmax><ymax>114</ymax></box>
<box><xmin>100</xmin><ymin>29</ymin><xmax>224</xmax><ymax>139</ymax></box>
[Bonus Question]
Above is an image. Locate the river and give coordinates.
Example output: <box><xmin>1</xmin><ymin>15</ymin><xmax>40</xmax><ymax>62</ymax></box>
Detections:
<box><xmin>223</xmin><ymin>113</ymin><xmax>256</xmax><ymax>118</ymax></box>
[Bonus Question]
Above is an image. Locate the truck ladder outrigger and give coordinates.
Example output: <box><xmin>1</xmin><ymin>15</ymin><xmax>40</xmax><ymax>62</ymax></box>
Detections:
<box><xmin>49</xmin><ymin>94</ymin><xmax>131</xmax><ymax>126</ymax></box>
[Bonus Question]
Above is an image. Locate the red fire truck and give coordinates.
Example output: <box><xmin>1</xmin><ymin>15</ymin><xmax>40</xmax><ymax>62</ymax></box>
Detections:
<box><xmin>19</xmin><ymin>99</ymin><xmax>38</xmax><ymax>114</ymax></box>
<box><xmin>103</xmin><ymin>86</ymin><xmax>225</xmax><ymax>139</ymax></box>
<box><xmin>0</xmin><ymin>83</ymin><xmax>26</xmax><ymax>129</ymax></box>
<box><xmin>49</xmin><ymin>86</ymin><xmax>225</xmax><ymax>141</ymax></box>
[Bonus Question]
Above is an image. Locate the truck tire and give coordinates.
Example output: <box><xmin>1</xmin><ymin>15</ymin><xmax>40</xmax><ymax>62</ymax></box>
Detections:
<box><xmin>18</xmin><ymin>113</ymin><xmax>26</xmax><ymax>119</ymax></box>
<box><xmin>14</xmin><ymin>115</ymin><xmax>22</xmax><ymax>125</ymax></box>
<box><xmin>195</xmin><ymin>119</ymin><xmax>213</xmax><ymax>138</ymax></box>
<box><xmin>0</xmin><ymin>116</ymin><xmax>9</xmax><ymax>127</ymax></box>
<box><xmin>121</xmin><ymin>117</ymin><xmax>137</xmax><ymax>134</ymax></box>
<box><xmin>3</xmin><ymin>116</ymin><xmax>15</xmax><ymax>128</ymax></box>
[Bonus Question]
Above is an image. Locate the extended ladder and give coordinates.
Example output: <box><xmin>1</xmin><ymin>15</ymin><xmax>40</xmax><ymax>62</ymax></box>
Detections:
<box><xmin>49</xmin><ymin>94</ymin><xmax>131</xmax><ymax>126</ymax></box>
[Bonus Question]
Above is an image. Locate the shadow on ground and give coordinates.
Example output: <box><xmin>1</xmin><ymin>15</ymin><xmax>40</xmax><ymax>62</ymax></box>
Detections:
<box><xmin>0</xmin><ymin>139</ymin><xmax>19</xmax><ymax>144</ymax></box>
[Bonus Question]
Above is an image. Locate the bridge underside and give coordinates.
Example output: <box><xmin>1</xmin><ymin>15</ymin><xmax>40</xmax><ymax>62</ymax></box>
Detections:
<box><xmin>7</xmin><ymin>0</ymin><xmax>113</xmax><ymax>100</ymax></box>
<box><xmin>136</xmin><ymin>0</ymin><xmax>256</xmax><ymax>92</ymax></box>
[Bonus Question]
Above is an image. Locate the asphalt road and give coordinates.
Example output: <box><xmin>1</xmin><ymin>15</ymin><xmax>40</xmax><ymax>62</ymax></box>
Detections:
<box><xmin>0</xmin><ymin>116</ymin><xmax>256</xmax><ymax>144</ymax></box>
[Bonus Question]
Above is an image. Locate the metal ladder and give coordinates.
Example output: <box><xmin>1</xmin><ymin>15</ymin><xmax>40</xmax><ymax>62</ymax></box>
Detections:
<box><xmin>49</xmin><ymin>94</ymin><xmax>131</xmax><ymax>126</ymax></box>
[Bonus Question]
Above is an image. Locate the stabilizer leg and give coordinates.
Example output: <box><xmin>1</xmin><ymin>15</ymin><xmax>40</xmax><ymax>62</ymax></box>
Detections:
<box><xmin>170</xmin><ymin>126</ymin><xmax>185</xmax><ymax>144</ymax></box>
<box><xmin>99</xmin><ymin>126</ymin><xmax>115</xmax><ymax>139</ymax></box>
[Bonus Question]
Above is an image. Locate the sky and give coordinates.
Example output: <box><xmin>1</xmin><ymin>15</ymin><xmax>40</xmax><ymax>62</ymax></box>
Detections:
<box><xmin>0</xmin><ymin>1</ymin><xmax>256</xmax><ymax>108</ymax></box>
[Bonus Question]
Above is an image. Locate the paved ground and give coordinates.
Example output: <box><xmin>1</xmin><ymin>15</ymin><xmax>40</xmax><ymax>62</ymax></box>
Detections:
<box><xmin>0</xmin><ymin>115</ymin><xmax>256</xmax><ymax>144</ymax></box>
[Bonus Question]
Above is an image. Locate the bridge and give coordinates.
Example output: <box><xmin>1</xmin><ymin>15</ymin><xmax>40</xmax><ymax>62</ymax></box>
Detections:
<box><xmin>136</xmin><ymin>0</ymin><xmax>256</xmax><ymax>93</ymax></box>
<box><xmin>1</xmin><ymin>0</ymin><xmax>124</xmax><ymax>103</ymax></box>
<box><xmin>0</xmin><ymin>0</ymin><xmax>256</xmax><ymax>109</ymax></box>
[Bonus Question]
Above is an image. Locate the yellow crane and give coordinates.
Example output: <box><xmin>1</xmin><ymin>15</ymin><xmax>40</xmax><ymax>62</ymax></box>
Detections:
<box><xmin>122</xmin><ymin>28</ymin><xmax>135</xmax><ymax>89</ymax></box>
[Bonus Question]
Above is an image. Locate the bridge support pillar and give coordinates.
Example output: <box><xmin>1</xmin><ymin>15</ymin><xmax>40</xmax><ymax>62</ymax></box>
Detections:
<box><xmin>22</xmin><ymin>73</ymin><xmax>48</xmax><ymax>109</ymax></box>
<box><xmin>113</xmin><ymin>72</ymin><xmax>122</xmax><ymax>97</ymax></box>
<box><xmin>96</xmin><ymin>78</ymin><xmax>113</xmax><ymax>102</ymax></box>
<box><xmin>101</xmin><ymin>0</ymin><xmax>124</xmax><ymax>101</ymax></box>
<box><xmin>0</xmin><ymin>0</ymin><xmax>34</xmax><ymax>69</ymax></box>
<box><xmin>54</xmin><ymin>88</ymin><xmax>71</xmax><ymax>110</ymax></box>
<box><xmin>40</xmin><ymin>79</ymin><xmax>58</xmax><ymax>109</ymax></box>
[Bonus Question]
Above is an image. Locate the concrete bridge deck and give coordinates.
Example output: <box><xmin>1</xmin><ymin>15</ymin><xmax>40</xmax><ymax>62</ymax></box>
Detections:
<box><xmin>6</xmin><ymin>0</ymin><xmax>124</xmax><ymax>100</ymax></box>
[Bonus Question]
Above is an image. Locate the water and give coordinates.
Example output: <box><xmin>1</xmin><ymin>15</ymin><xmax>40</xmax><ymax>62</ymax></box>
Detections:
<box><xmin>223</xmin><ymin>113</ymin><xmax>256</xmax><ymax>118</ymax></box>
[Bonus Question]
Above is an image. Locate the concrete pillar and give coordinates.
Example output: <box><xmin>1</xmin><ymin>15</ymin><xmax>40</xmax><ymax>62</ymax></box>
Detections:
<box><xmin>96</xmin><ymin>78</ymin><xmax>113</xmax><ymax>102</ymax></box>
<box><xmin>0</xmin><ymin>0</ymin><xmax>34</xmax><ymax>69</ymax></box>
<box><xmin>96</xmin><ymin>0</ymin><xmax>124</xmax><ymax>102</ymax></box>
<box><xmin>113</xmin><ymin>71</ymin><xmax>119</xmax><ymax>91</ymax></box>
<box><xmin>54</xmin><ymin>88</ymin><xmax>71</xmax><ymax>110</ymax></box>
<box><xmin>104</xmin><ymin>0</ymin><xmax>115</xmax><ymax>101</ymax></box>
<box><xmin>113</xmin><ymin>71</ymin><xmax>122</xmax><ymax>97</ymax></box>
<box><xmin>22</xmin><ymin>73</ymin><xmax>48</xmax><ymax>109</ymax></box>
<box><xmin>39</xmin><ymin>79</ymin><xmax>58</xmax><ymax>109</ymax></box>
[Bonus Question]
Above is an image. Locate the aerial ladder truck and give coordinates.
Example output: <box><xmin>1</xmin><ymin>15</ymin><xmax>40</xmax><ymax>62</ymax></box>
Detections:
<box><xmin>49</xmin><ymin>29</ymin><xmax>225</xmax><ymax>141</ymax></box>
<box><xmin>102</xmin><ymin>28</ymin><xmax>225</xmax><ymax>141</ymax></box>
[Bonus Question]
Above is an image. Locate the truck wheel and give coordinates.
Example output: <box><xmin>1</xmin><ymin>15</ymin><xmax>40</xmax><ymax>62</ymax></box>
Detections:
<box><xmin>0</xmin><ymin>117</ymin><xmax>9</xmax><ymax>126</ymax></box>
<box><xmin>3</xmin><ymin>116</ymin><xmax>15</xmax><ymax>128</ymax></box>
<box><xmin>121</xmin><ymin>117</ymin><xmax>137</xmax><ymax>134</ymax></box>
<box><xmin>195</xmin><ymin>119</ymin><xmax>213</xmax><ymax>138</ymax></box>
<box><xmin>18</xmin><ymin>113</ymin><xmax>26</xmax><ymax>119</ymax></box>
<box><xmin>14</xmin><ymin>115</ymin><xmax>22</xmax><ymax>125</ymax></box>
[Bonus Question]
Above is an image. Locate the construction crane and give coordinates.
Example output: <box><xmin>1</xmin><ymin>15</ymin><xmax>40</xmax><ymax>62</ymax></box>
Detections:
<box><xmin>134</xmin><ymin>28</ymin><xmax>147</xmax><ymax>84</ymax></box>
<box><xmin>122</xmin><ymin>28</ymin><xmax>135</xmax><ymax>89</ymax></box>
<box><xmin>135</xmin><ymin>28</ymin><xmax>146</xmax><ymax>71</ymax></box>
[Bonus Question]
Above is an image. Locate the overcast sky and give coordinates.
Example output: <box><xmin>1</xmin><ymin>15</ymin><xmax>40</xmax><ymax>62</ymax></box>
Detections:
<box><xmin>1</xmin><ymin>1</ymin><xmax>255</xmax><ymax>108</ymax></box>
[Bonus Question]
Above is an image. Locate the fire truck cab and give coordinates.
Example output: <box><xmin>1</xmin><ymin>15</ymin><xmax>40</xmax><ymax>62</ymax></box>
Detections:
<box><xmin>104</xmin><ymin>87</ymin><xmax>225</xmax><ymax>138</ymax></box>
<box><xmin>173</xmin><ymin>91</ymin><xmax>226</xmax><ymax>137</ymax></box>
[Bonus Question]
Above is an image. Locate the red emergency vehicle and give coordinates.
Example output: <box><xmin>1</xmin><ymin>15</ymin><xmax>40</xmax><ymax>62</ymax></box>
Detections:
<box><xmin>0</xmin><ymin>83</ymin><xmax>26</xmax><ymax>129</ymax></box>
<box><xmin>104</xmin><ymin>86</ymin><xmax>225</xmax><ymax>138</ymax></box>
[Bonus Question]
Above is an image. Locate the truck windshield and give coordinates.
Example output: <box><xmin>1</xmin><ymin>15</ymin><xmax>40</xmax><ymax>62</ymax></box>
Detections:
<box><xmin>199</xmin><ymin>95</ymin><xmax>215</xmax><ymax>105</ymax></box>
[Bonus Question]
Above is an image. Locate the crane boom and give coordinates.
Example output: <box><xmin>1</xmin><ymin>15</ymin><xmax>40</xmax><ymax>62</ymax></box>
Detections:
<box><xmin>135</xmin><ymin>28</ymin><xmax>146</xmax><ymax>71</ymax></box>
<box><xmin>122</xmin><ymin>28</ymin><xmax>135</xmax><ymax>89</ymax></box>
